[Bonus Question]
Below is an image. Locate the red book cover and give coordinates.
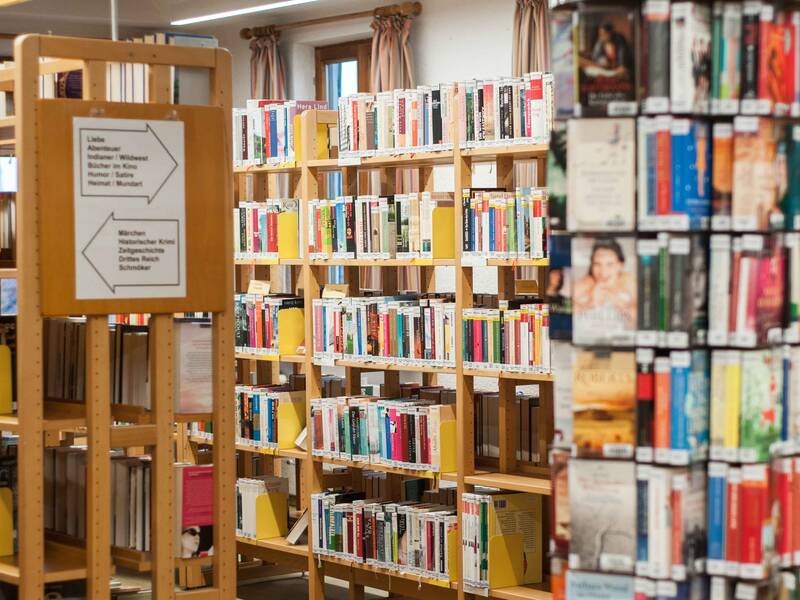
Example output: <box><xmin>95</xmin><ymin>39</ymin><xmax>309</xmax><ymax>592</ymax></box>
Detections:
<box><xmin>728</xmin><ymin>245</ymin><xmax>742</xmax><ymax>335</ymax></box>
<box><xmin>263</xmin><ymin>108</ymin><xmax>271</xmax><ymax>159</ymax></box>
<box><xmin>473</xmin><ymin>318</ymin><xmax>482</xmax><ymax>364</ymax></box>
<box><xmin>754</xmin><ymin>245</ymin><xmax>785</xmax><ymax>344</ymax></box>
<box><xmin>389</xmin><ymin>408</ymin><xmax>400</xmax><ymax>461</ymax></box>
<box><xmin>419</xmin><ymin>412</ymin><xmax>429</xmax><ymax>466</ymax></box>
<box><xmin>400</xmin><ymin>409</ymin><xmax>409</xmax><ymax>463</ymax></box>
<box><xmin>654</xmin><ymin>358</ymin><xmax>671</xmax><ymax>457</ymax></box>
<box><xmin>781</xmin><ymin>11</ymin><xmax>797</xmax><ymax>106</ymax></box>
<box><xmin>254</xmin><ymin>297</ymin><xmax>263</xmax><ymax>350</ymax></box>
<box><xmin>671</xmin><ymin>482</ymin><xmax>684</xmax><ymax>572</ymax></box>
<box><xmin>725</xmin><ymin>467</ymin><xmax>742</xmax><ymax>571</ymax></box>
<box><xmin>794</xmin><ymin>457</ymin><xmax>800</xmax><ymax>565</ymax></box>
<box><xmin>175</xmin><ymin>465</ymin><xmax>214</xmax><ymax>558</ymax></box>
<box><xmin>251</xmin><ymin>207</ymin><xmax>259</xmax><ymax>253</ymax></box>
<box><xmin>656</xmin><ymin>123</ymin><xmax>672</xmax><ymax>215</ymax></box>
<box><xmin>267</xmin><ymin>210</ymin><xmax>278</xmax><ymax>253</ymax></box>
<box><xmin>759</xmin><ymin>18</ymin><xmax>785</xmax><ymax>106</ymax></box>
<box><xmin>744</xmin><ymin>255</ymin><xmax>760</xmax><ymax>340</ymax></box>
<box><xmin>355</xmin><ymin>505</ymin><xmax>363</xmax><ymax>560</ymax></box>
<box><xmin>525</xmin><ymin>84</ymin><xmax>534</xmax><ymax>138</ymax></box>
<box><xmin>774</xmin><ymin>458</ymin><xmax>793</xmax><ymax>566</ymax></box>
<box><xmin>739</xmin><ymin>464</ymin><xmax>769</xmax><ymax>579</ymax></box>
<box><xmin>314</xmin><ymin>205</ymin><xmax>322</xmax><ymax>253</ymax></box>
<box><xmin>351</xmin><ymin>99</ymin><xmax>359</xmax><ymax>151</ymax></box>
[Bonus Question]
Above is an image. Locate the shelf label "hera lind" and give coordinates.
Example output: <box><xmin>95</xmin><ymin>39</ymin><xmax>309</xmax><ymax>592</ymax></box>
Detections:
<box><xmin>73</xmin><ymin>117</ymin><xmax>186</xmax><ymax>299</ymax></box>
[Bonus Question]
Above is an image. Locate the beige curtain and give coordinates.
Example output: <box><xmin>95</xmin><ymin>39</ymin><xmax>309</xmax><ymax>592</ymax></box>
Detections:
<box><xmin>512</xmin><ymin>0</ymin><xmax>550</xmax><ymax>75</ymax></box>
<box><xmin>250</xmin><ymin>26</ymin><xmax>287</xmax><ymax>99</ymax></box>
<box><xmin>370</xmin><ymin>14</ymin><xmax>415</xmax><ymax>93</ymax></box>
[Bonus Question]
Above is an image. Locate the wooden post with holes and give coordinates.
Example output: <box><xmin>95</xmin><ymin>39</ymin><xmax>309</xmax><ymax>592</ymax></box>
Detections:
<box><xmin>12</xmin><ymin>35</ymin><xmax>235</xmax><ymax>599</ymax></box>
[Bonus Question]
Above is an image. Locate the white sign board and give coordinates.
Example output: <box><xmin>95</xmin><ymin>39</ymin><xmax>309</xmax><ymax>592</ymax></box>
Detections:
<box><xmin>72</xmin><ymin>117</ymin><xmax>186</xmax><ymax>299</ymax></box>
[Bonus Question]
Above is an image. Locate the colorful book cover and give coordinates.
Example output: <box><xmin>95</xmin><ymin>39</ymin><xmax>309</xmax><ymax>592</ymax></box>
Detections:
<box><xmin>637</xmin><ymin>239</ymin><xmax>660</xmax><ymax>345</ymax></box>
<box><xmin>670</xmin><ymin>2</ymin><xmax>712</xmax><ymax>114</ymax></box>
<box><xmin>711</xmin><ymin>2</ymin><xmax>742</xmax><ymax>114</ymax></box>
<box><xmin>706</xmin><ymin>462</ymin><xmax>728</xmax><ymax>573</ymax></box>
<box><xmin>547</xmin><ymin>234</ymin><xmax>572</xmax><ymax>340</ymax></box>
<box><xmin>741</xmin><ymin>3</ymin><xmax>761</xmax><ymax>107</ymax></box>
<box><xmin>572</xmin><ymin>350</ymin><xmax>636</xmax><ymax>459</ymax></box>
<box><xmin>569</xmin><ymin>459</ymin><xmax>636</xmax><ymax>573</ymax></box>
<box><xmin>552</xmin><ymin>10</ymin><xmax>576</xmax><ymax>117</ymax></box>
<box><xmin>674</xmin><ymin>121</ymin><xmax>711</xmax><ymax>229</ymax></box>
<box><xmin>636</xmin><ymin>464</ymin><xmax>650</xmax><ymax>573</ymax></box>
<box><xmin>636</xmin><ymin>348</ymin><xmax>655</xmax><ymax>461</ymax></box>
<box><xmin>739</xmin><ymin>349</ymin><xmax>781</xmax><ymax>463</ymax></box>
<box><xmin>566</xmin><ymin>118</ymin><xmax>636</xmax><ymax>232</ymax></box>
<box><xmin>575</xmin><ymin>5</ymin><xmax>638</xmax><ymax>116</ymax></box>
<box><xmin>175</xmin><ymin>464</ymin><xmax>214</xmax><ymax>558</ymax></box>
<box><xmin>550</xmin><ymin>448</ymin><xmax>570</xmax><ymax>554</ymax></box>
<box><xmin>781</xmin><ymin>125</ymin><xmax>800</xmax><ymax>230</ymax></box>
<box><xmin>711</xmin><ymin>123</ymin><xmax>734</xmax><ymax>229</ymax></box>
<box><xmin>548</xmin><ymin>121</ymin><xmax>567</xmax><ymax>230</ymax></box>
<box><xmin>572</xmin><ymin>236</ymin><xmax>637</xmax><ymax>346</ymax></box>
<box><xmin>739</xmin><ymin>464</ymin><xmax>773</xmax><ymax>580</ymax></box>
<box><xmin>732</xmin><ymin>117</ymin><xmax>779</xmax><ymax>231</ymax></box>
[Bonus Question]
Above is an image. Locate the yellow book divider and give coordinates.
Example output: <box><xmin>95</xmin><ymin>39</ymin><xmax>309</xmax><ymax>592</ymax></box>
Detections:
<box><xmin>255</xmin><ymin>491</ymin><xmax>288</xmax><ymax>540</ymax></box>
<box><xmin>315</xmin><ymin>123</ymin><xmax>329</xmax><ymax>159</ymax></box>
<box><xmin>487</xmin><ymin>533</ymin><xmax>526</xmax><ymax>589</ymax></box>
<box><xmin>0</xmin><ymin>487</ymin><xmax>12</xmax><ymax>556</ymax></box>
<box><xmin>439</xmin><ymin>419</ymin><xmax>457</xmax><ymax>474</ymax></box>
<box><xmin>277</xmin><ymin>308</ymin><xmax>305</xmax><ymax>356</ymax></box>
<box><xmin>277</xmin><ymin>392</ymin><xmax>306</xmax><ymax>449</ymax></box>
<box><xmin>277</xmin><ymin>211</ymin><xmax>300</xmax><ymax>259</ymax></box>
<box><xmin>431</xmin><ymin>207</ymin><xmax>455</xmax><ymax>259</ymax></box>
<box><xmin>447</xmin><ymin>526</ymin><xmax>459</xmax><ymax>582</ymax></box>
<box><xmin>0</xmin><ymin>346</ymin><xmax>10</xmax><ymax>414</ymax></box>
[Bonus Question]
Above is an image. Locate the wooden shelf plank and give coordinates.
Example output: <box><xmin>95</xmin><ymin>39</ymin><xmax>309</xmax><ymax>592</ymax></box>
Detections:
<box><xmin>235</xmin><ymin>352</ymin><xmax>305</xmax><ymax>363</ymax></box>
<box><xmin>234</xmin><ymin>257</ymin><xmax>304</xmax><ymax>266</ymax></box>
<box><xmin>236</xmin><ymin>535</ymin><xmax>308</xmax><ymax>558</ymax></box>
<box><xmin>309</xmin><ymin>258</ymin><xmax>454</xmax><ymax>267</ymax></box>
<box><xmin>233</xmin><ymin>162</ymin><xmax>298</xmax><ymax>174</ymax></box>
<box><xmin>0</xmin><ymin>541</ymin><xmax>88</xmax><ymax>585</ymax></box>
<box><xmin>462</xmin><ymin>368</ymin><xmax>553</xmax><ymax>382</ymax></box>
<box><xmin>464</xmin><ymin>472</ymin><xmax>551</xmax><ymax>496</ymax></box>
<box><xmin>189</xmin><ymin>435</ymin><xmax>306</xmax><ymax>460</ymax></box>
<box><xmin>0</xmin><ymin>269</ymin><xmax>17</xmax><ymax>279</ymax></box>
<box><xmin>491</xmin><ymin>585</ymin><xmax>552</xmax><ymax>600</ymax></box>
<box><xmin>320</xmin><ymin>553</ymin><xmax>458</xmax><ymax>591</ymax></box>
<box><xmin>311</xmin><ymin>455</ymin><xmax>442</xmax><ymax>479</ymax></box>
<box><xmin>486</xmin><ymin>258</ymin><xmax>549</xmax><ymax>268</ymax></box>
<box><xmin>323</xmin><ymin>358</ymin><xmax>456</xmax><ymax>375</ymax></box>
<box><xmin>462</xmin><ymin>144</ymin><xmax>548</xmax><ymax>159</ymax></box>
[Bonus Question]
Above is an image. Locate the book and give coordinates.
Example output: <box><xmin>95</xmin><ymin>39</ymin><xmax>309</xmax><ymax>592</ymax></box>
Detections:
<box><xmin>711</xmin><ymin>2</ymin><xmax>742</xmax><ymax>115</ymax></box>
<box><xmin>286</xmin><ymin>509</ymin><xmax>308</xmax><ymax>545</ymax></box>
<box><xmin>548</xmin><ymin>121</ymin><xmax>568</xmax><ymax>230</ymax></box>
<box><xmin>173</xmin><ymin>320</ymin><xmax>212</xmax><ymax>414</ymax></box>
<box><xmin>575</xmin><ymin>5</ymin><xmax>638</xmax><ymax>117</ymax></box>
<box><xmin>739</xmin><ymin>349</ymin><xmax>782</xmax><ymax>463</ymax></box>
<box><xmin>551</xmin><ymin>11</ymin><xmax>576</xmax><ymax>117</ymax></box>
<box><xmin>572</xmin><ymin>349</ymin><xmax>636</xmax><ymax>459</ymax></box>
<box><xmin>670</xmin><ymin>2</ymin><xmax>712</xmax><ymax>114</ymax></box>
<box><xmin>547</xmin><ymin>233</ymin><xmax>572</xmax><ymax>339</ymax></box>
<box><xmin>566</xmin><ymin>571</ymin><xmax>635</xmax><ymax>600</ymax></box>
<box><xmin>175</xmin><ymin>464</ymin><xmax>214</xmax><ymax>558</ymax></box>
<box><xmin>234</xmin><ymin>293</ymin><xmax>304</xmax><ymax>356</ymax></box>
<box><xmin>566</xmin><ymin>118</ymin><xmax>636</xmax><ymax>232</ymax></box>
<box><xmin>572</xmin><ymin>235</ymin><xmax>637</xmax><ymax>346</ymax></box>
<box><xmin>641</xmin><ymin>1</ymin><xmax>671</xmax><ymax>114</ymax></box>
<box><xmin>732</xmin><ymin>116</ymin><xmax>780</xmax><ymax>231</ymax></box>
<box><xmin>235</xmin><ymin>475</ymin><xmax>289</xmax><ymax>540</ymax></box>
<box><xmin>569</xmin><ymin>459</ymin><xmax>636</xmax><ymax>573</ymax></box>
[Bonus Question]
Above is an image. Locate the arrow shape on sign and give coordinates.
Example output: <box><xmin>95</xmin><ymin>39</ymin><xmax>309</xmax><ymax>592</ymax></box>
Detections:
<box><xmin>79</xmin><ymin>124</ymin><xmax>179</xmax><ymax>204</ymax></box>
<box><xmin>82</xmin><ymin>212</ymin><xmax>182</xmax><ymax>293</ymax></box>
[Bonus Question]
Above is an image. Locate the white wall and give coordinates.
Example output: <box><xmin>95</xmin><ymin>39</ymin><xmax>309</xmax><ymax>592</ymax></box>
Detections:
<box><xmin>204</xmin><ymin>0</ymin><xmax>516</xmax><ymax>108</ymax></box>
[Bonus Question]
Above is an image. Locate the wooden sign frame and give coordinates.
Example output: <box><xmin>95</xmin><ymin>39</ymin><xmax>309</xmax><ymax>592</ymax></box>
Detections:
<box><xmin>37</xmin><ymin>99</ymin><xmax>227</xmax><ymax>316</ymax></box>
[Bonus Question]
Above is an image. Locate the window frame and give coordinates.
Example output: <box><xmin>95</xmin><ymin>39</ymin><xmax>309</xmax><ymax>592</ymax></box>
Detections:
<box><xmin>314</xmin><ymin>38</ymin><xmax>372</xmax><ymax>101</ymax></box>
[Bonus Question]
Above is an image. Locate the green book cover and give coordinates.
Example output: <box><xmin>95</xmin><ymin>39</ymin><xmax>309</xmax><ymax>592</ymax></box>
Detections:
<box><xmin>739</xmin><ymin>349</ymin><xmax>782</xmax><ymax>462</ymax></box>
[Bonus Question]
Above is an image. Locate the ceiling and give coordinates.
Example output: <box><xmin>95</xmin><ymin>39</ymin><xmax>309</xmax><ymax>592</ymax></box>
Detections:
<box><xmin>0</xmin><ymin>0</ymin><xmax>385</xmax><ymax>31</ymax></box>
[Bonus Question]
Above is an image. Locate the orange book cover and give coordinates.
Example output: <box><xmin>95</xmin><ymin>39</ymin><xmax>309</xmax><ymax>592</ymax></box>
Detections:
<box><xmin>654</xmin><ymin>357</ymin><xmax>671</xmax><ymax>455</ymax></box>
<box><xmin>732</xmin><ymin>117</ymin><xmax>778</xmax><ymax>230</ymax></box>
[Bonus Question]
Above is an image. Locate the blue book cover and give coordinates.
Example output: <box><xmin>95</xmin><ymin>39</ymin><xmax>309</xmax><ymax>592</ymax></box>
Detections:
<box><xmin>259</xmin><ymin>211</ymin><xmax>267</xmax><ymax>253</ymax></box>
<box><xmin>396</xmin><ymin>311</ymin><xmax>404</xmax><ymax>358</ymax></box>
<box><xmin>671</xmin><ymin>119</ymin><xmax>692</xmax><ymax>217</ymax></box>
<box><xmin>782</xmin><ymin>348</ymin><xmax>791</xmax><ymax>441</ymax></box>
<box><xmin>646</xmin><ymin>125</ymin><xmax>657</xmax><ymax>217</ymax></box>
<box><xmin>670</xmin><ymin>351</ymin><xmax>691</xmax><ymax>452</ymax></box>
<box><xmin>546</xmin><ymin>233</ymin><xmax>572</xmax><ymax>340</ymax></box>
<box><xmin>269</xmin><ymin>109</ymin><xmax>278</xmax><ymax>158</ymax></box>
<box><xmin>687</xmin><ymin>350</ymin><xmax>710</xmax><ymax>461</ymax></box>
<box><xmin>706</xmin><ymin>462</ymin><xmax>727</xmax><ymax>563</ymax></box>
<box><xmin>488</xmin><ymin>202</ymin><xmax>495</xmax><ymax>253</ymax></box>
<box><xmin>686</xmin><ymin>121</ymin><xmax>711</xmax><ymax>229</ymax></box>
<box><xmin>636</xmin><ymin>466</ymin><xmax>649</xmax><ymax>565</ymax></box>
<box><xmin>0</xmin><ymin>279</ymin><xmax>16</xmax><ymax>316</ymax></box>
<box><xmin>336</xmin><ymin>202</ymin><xmax>345</xmax><ymax>253</ymax></box>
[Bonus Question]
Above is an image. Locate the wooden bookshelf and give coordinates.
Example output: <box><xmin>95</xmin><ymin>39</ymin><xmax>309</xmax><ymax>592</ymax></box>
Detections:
<box><xmin>9</xmin><ymin>34</ymin><xmax>236</xmax><ymax>598</ymax></box>
<box><xmin>220</xmin><ymin>106</ymin><xmax>555</xmax><ymax>598</ymax></box>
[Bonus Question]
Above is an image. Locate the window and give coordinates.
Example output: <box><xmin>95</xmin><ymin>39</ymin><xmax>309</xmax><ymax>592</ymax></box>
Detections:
<box><xmin>314</xmin><ymin>39</ymin><xmax>371</xmax><ymax>104</ymax></box>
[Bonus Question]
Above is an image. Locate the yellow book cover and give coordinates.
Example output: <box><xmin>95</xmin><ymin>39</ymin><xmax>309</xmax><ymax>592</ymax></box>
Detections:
<box><xmin>709</xmin><ymin>351</ymin><xmax>728</xmax><ymax>452</ymax></box>
<box><xmin>723</xmin><ymin>350</ymin><xmax>742</xmax><ymax>455</ymax></box>
<box><xmin>487</xmin><ymin>492</ymin><xmax>542</xmax><ymax>587</ymax></box>
<box><xmin>0</xmin><ymin>487</ymin><xmax>11</xmax><ymax>556</ymax></box>
<box><xmin>0</xmin><ymin>346</ymin><xmax>11</xmax><ymax>414</ymax></box>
